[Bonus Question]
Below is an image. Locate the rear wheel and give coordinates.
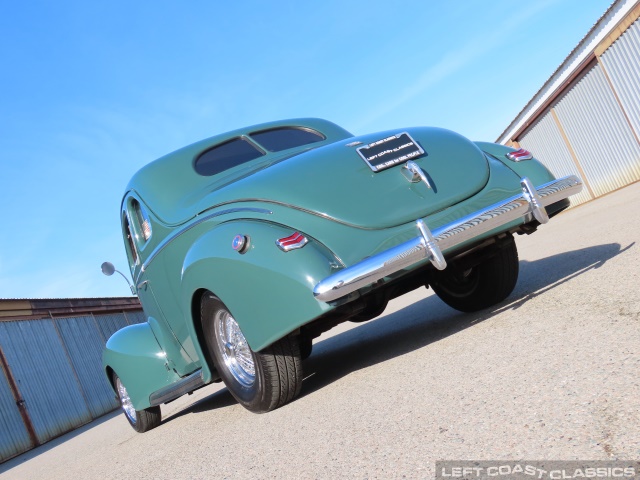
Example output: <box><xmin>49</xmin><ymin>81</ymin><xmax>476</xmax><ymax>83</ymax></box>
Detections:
<box><xmin>299</xmin><ymin>335</ymin><xmax>313</xmax><ymax>360</ymax></box>
<box><xmin>201</xmin><ymin>293</ymin><xmax>303</xmax><ymax>413</ymax></box>
<box><xmin>113</xmin><ymin>373</ymin><xmax>161</xmax><ymax>433</ymax></box>
<box><xmin>431</xmin><ymin>235</ymin><xmax>519</xmax><ymax>312</ymax></box>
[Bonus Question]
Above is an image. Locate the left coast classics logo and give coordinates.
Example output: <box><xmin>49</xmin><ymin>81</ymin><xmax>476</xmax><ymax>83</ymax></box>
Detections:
<box><xmin>435</xmin><ymin>462</ymin><xmax>639</xmax><ymax>480</ymax></box>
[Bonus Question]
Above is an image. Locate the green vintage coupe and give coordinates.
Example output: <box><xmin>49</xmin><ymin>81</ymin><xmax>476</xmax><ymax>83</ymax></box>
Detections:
<box><xmin>103</xmin><ymin>118</ymin><xmax>582</xmax><ymax>432</ymax></box>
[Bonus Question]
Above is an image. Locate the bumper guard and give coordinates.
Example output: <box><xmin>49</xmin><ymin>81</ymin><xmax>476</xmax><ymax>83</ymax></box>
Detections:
<box><xmin>313</xmin><ymin>175</ymin><xmax>582</xmax><ymax>302</ymax></box>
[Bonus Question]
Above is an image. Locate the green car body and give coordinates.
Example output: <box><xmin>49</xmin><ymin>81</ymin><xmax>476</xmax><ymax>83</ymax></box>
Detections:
<box><xmin>103</xmin><ymin>118</ymin><xmax>582</xmax><ymax>430</ymax></box>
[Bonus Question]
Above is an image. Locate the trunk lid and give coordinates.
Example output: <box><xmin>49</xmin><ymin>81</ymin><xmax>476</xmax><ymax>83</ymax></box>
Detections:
<box><xmin>198</xmin><ymin>127</ymin><xmax>490</xmax><ymax>229</ymax></box>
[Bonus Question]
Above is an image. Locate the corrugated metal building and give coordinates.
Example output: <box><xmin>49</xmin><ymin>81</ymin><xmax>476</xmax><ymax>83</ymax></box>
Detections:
<box><xmin>0</xmin><ymin>298</ymin><xmax>143</xmax><ymax>463</ymax></box>
<box><xmin>2</xmin><ymin>0</ymin><xmax>638</xmax><ymax>467</ymax></box>
<box><xmin>498</xmin><ymin>0</ymin><xmax>640</xmax><ymax>206</ymax></box>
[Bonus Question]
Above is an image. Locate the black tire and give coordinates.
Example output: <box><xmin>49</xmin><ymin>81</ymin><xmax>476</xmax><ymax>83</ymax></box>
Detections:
<box><xmin>431</xmin><ymin>235</ymin><xmax>519</xmax><ymax>312</ymax></box>
<box><xmin>299</xmin><ymin>335</ymin><xmax>313</xmax><ymax>360</ymax></box>
<box><xmin>201</xmin><ymin>293</ymin><xmax>303</xmax><ymax>413</ymax></box>
<box><xmin>113</xmin><ymin>373</ymin><xmax>161</xmax><ymax>433</ymax></box>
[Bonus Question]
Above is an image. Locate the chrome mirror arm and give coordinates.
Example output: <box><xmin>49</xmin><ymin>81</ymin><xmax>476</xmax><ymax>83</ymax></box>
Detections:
<box><xmin>101</xmin><ymin>261</ymin><xmax>136</xmax><ymax>295</ymax></box>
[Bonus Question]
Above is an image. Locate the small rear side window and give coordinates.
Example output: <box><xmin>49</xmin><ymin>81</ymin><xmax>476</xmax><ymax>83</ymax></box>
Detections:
<box><xmin>195</xmin><ymin>138</ymin><xmax>264</xmax><ymax>176</ymax></box>
<box><xmin>123</xmin><ymin>216</ymin><xmax>138</xmax><ymax>265</ymax></box>
<box><xmin>249</xmin><ymin>127</ymin><xmax>325</xmax><ymax>152</ymax></box>
<box><xmin>131</xmin><ymin>198</ymin><xmax>152</xmax><ymax>243</ymax></box>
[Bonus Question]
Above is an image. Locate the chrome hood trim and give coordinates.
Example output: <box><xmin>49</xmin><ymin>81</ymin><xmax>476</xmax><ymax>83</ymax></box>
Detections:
<box><xmin>313</xmin><ymin>175</ymin><xmax>582</xmax><ymax>302</ymax></box>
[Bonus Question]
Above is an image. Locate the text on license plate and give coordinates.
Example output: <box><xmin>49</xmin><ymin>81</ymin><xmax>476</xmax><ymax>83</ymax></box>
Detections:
<box><xmin>356</xmin><ymin>132</ymin><xmax>425</xmax><ymax>172</ymax></box>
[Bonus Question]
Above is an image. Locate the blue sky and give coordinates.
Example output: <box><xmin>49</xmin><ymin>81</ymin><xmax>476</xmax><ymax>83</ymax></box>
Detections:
<box><xmin>0</xmin><ymin>0</ymin><xmax>613</xmax><ymax>298</ymax></box>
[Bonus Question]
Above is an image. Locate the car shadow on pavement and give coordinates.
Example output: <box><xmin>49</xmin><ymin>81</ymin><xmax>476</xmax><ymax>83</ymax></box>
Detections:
<box><xmin>161</xmin><ymin>241</ymin><xmax>633</xmax><ymax>418</ymax></box>
<box><xmin>299</xmin><ymin>241</ymin><xmax>634</xmax><ymax>399</ymax></box>
<box><xmin>162</xmin><ymin>386</ymin><xmax>237</xmax><ymax>424</ymax></box>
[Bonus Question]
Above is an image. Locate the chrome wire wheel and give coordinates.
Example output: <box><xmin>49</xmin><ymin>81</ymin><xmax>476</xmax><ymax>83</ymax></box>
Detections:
<box><xmin>202</xmin><ymin>294</ymin><xmax>303</xmax><ymax>412</ymax></box>
<box><xmin>115</xmin><ymin>377</ymin><xmax>137</xmax><ymax>425</ymax></box>
<box><xmin>213</xmin><ymin>309</ymin><xmax>256</xmax><ymax>388</ymax></box>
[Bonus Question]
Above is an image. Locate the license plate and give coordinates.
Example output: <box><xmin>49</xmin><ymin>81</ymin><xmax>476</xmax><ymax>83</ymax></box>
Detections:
<box><xmin>356</xmin><ymin>132</ymin><xmax>425</xmax><ymax>172</ymax></box>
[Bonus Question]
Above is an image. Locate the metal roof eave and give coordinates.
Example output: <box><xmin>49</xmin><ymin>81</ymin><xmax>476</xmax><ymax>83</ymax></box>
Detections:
<box><xmin>497</xmin><ymin>0</ymin><xmax>640</xmax><ymax>144</ymax></box>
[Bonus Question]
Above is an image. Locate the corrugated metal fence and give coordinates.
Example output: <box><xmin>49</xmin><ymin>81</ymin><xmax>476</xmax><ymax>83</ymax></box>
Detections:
<box><xmin>0</xmin><ymin>298</ymin><xmax>144</xmax><ymax>463</ymax></box>
<box><xmin>516</xmin><ymin>16</ymin><xmax>640</xmax><ymax>206</ymax></box>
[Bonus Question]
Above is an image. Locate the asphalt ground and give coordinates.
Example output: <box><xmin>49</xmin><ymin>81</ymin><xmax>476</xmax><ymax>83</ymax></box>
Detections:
<box><xmin>2</xmin><ymin>182</ymin><xmax>639</xmax><ymax>480</ymax></box>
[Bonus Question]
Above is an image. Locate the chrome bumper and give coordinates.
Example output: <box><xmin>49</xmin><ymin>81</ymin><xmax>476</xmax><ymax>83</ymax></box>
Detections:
<box><xmin>313</xmin><ymin>175</ymin><xmax>582</xmax><ymax>302</ymax></box>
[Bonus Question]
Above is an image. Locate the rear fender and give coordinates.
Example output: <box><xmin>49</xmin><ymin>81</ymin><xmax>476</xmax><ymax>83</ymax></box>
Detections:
<box><xmin>103</xmin><ymin>323</ymin><xmax>180</xmax><ymax>411</ymax></box>
<box><xmin>181</xmin><ymin>220</ymin><xmax>337</xmax><ymax>356</ymax></box>
<box><xmin>475</xmin><ymin>141</ymin><xmax>556</xmax><ymax>186</ymax></box>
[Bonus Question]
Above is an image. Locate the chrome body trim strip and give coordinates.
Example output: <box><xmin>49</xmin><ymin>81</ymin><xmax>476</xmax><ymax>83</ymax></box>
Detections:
<box><xmin>202</xmin><ymin>199</ymin><xmax>384</xmax><ymax>230</ymax></box>
<box><xmin>137</xmin><ymin>207</ymin><xmax>272</xmax><ymax>280</ymax></box>
<box><xmin>313</xmin><ymin>175</ymin><xmax>582</xmax><ymax>302</ymax></box>
<box><xmin>149</xmin><ymin>369</ymin><xmax>205</xmax><ymax>406</ymax></box>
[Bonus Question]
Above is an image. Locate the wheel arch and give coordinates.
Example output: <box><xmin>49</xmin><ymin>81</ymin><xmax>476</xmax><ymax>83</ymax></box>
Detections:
<box><xmin>102</xmin><ymin>323</ymin><xmax>181</xmax><ymax>410</ymax></box>
<box><xmin>189</xmin><ymin>288</ymin><xmax>220</xmax><ymax>382</ymax></box>
<box><xmin>105</xmin><ymin>365</ymin><xmax>116</xmax><ymax>393</ymax></box>
<box><xmin>180</xmin><ymin>219</ymin><xmax>336</xmax><ymax>357</ymax></box>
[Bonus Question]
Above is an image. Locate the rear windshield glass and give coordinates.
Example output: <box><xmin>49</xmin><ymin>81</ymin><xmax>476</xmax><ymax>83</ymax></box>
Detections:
<box><xmin>194</xmin><ymin>138</ymin><xmax>264</xmax><ymax>176</ymax></box>
<box><xmin>249</xmin><ymin>127</ymin><xmax>325</xmax><ymax>152</ymax></box>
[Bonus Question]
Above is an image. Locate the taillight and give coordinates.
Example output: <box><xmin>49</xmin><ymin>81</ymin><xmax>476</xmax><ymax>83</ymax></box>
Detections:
<box><xmin>276</xmin><ymin>232</ymin><xmax>308</xmax><ymax>252</ymax></box>
<box><xmin>506</xmin><ymin>148</ymin><xmax>533</xmax><ymax>161</ymax></box>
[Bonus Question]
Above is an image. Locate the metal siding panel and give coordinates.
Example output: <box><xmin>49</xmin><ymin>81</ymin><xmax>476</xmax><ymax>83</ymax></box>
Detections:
<box><xmin>518</xmin><ymin>112</ymin><xmax>593</xmax><ymax>206</ymax></box>
<box><xmin>0</xmin><ymin>320</ymin><xmax>91</xmax><ymax>444</ymax></box>
<box><xmin>554</xmin><ymin>63</ymin><xmax>640</xmax><ymax>196</ymax></box>
<box><xmin>94</xmin><ymin>312</ymin><xmax>130</xmax><ymax>342</ymax></box>
<box><xmin>498</xmin><ymin>0</ymin><xmax>640</xmax><ymax>144</ymax></box>
<box><xmin>0</xmin><ymin>368</ymin><xmax>32</xmax><ymax>462</ymax></box>
<box><xmin>600</xmin><ymin>18</ymin><xmax>640</xmax><ymax>139</ymax></box>
<box><xmin>55</xmin><ymin>317</ymin><xmax>119</xmax><ymax>419</ymax></box>
<box><xmin>124</xmin><ymin>310</ymin><xmax>146</xmax><ymax>325</ymax></box>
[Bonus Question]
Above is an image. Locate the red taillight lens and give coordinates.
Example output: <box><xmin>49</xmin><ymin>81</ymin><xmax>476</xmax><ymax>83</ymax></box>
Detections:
<box><xmin>506</xmin><ymin>148</ymin><xmax>533</xmax><ymax>161</ymax></box>
<box><xmin>276</xmin><ymin>232</ymin><xmax>308</xmax><ymax>252</ymax></box>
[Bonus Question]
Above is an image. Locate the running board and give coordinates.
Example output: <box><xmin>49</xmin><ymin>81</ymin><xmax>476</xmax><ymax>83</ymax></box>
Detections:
<box><xmin>149</xmin><ymin>369</ymin><xmax>205</xmax><ymax>406</ymax></box>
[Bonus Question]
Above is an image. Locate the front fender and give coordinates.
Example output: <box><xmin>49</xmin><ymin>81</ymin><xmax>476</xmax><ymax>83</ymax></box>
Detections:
<box><xmin>103</xmin><ymin>323</ymin><xmax>180</xmax><ymax>410</ymax></box>
<box><xmin>181</xmin><ymin>220</ymin><xmax>337</xmax><ymax>354</ymax></box>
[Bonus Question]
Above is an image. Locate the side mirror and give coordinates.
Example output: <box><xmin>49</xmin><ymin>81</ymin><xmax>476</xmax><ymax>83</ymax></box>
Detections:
<box><xmin>101</xmin><ymin>262</ymin><xmax>116</xmax><ymax>276</ymax></box>
<box><xmin>101</xmin><ymin>262</ymin><xmax>136</xmax><ymax>295</ymax></box>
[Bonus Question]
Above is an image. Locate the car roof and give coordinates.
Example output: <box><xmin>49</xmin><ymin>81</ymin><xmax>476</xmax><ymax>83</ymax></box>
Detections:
<box><xmin>124</xmin><ymin>118</ymin><xmax>353</xmax><ymax>225</ymax></box>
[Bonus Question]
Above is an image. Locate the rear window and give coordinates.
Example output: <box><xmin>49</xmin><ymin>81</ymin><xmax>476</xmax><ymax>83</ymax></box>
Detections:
<box><xmin>249</xmin><ymin>127</ymin><xmax>325</xmax><ymax>152</ymax></box>
<box><xmin>195</xmin><ymin>138</ymin><xmax>264</xmax><ymax>176</ymax></box>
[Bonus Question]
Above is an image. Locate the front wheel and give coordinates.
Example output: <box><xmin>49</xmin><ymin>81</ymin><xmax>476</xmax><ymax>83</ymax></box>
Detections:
<box><xmin>431</xmin><ymin>234</ymin><xmax>519</xmax><ymax>312</ymax></box>
<box><xmin>113</xmin><ymin>373</ymin><xmax>161</xmax><ymax>433</ymax></box>
<box><xmin>201</xmin><ymin>293</ymin><xmax>303</xmax><ymax>413</ymax></box>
